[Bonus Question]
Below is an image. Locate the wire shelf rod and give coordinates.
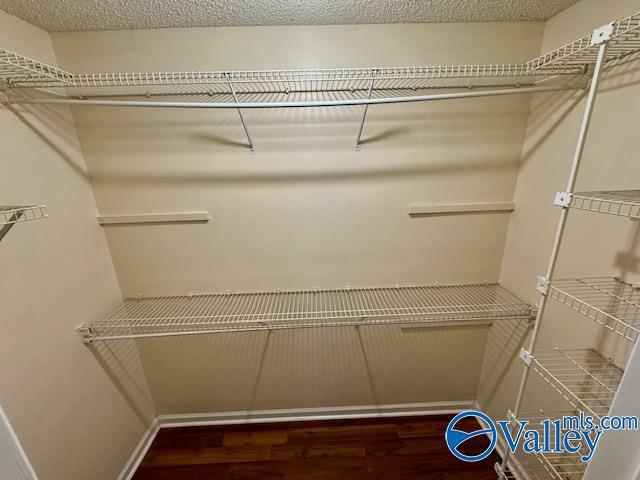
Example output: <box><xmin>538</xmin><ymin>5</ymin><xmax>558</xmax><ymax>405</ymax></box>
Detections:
<box><xmin>3</xmin><ymin>84</ymin><xmax>579</xmax><ymax>110</ymax></box>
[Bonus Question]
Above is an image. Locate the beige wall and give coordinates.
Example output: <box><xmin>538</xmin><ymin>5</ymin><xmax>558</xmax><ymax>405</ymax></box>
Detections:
<box><xmin>48</xmin><ymin>22</ymin><xmax>544</xmax><ymax>414</ymax></box>
<box><xmin>50</xmin><ymin>22</ymin><xmax>543</xmax><ymax>295</ymax></box>
<box><xmin>0</xmin><ymin>10</ymin><xmax>155</xmax><ymax>480</ymax></box>
<box><xmin>479</xmin><ymin>0</ymin><xmax>640</xmax><ymax>421</ymax></box>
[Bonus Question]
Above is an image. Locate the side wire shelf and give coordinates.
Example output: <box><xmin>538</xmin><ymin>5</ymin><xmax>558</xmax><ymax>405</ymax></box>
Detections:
<box><xmin>529</xmin><ymin>348</ymin><xmax>623</xmax><ymax>419</ymax></box>
<box><xmin>548</xmin><ymin>277</ymin><xmax>640</xmax><ymax>343</ymax></box>
<box><xmin>0</xmin><ymin>205</ymin><xmax>47</xmax><ymax>226</ymax></box>
<box><xmin>569</xmin><ymin>190</ymin><xmax>640</xmax><ymax>218</ymax></box>
<box><xmin>527</xmin><ymin>9</ymin><xmax>640</xmax><ymax>71</ymax></box>
<box><xmin>77</xmin><ymin>282</ymin><xmax>533</xmax><ymax>342</ymax></box>
<box><xmin>509</xmin><ymin>411</ymin><xmax>589</xmax><ymax>479</ymax></box>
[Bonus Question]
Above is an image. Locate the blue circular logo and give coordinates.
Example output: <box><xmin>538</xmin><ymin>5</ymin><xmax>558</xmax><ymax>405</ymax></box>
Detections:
<box><xmin>445</xmin><ymin>410</ymin><xmax>497</xmax><ymax>462</ymax></box>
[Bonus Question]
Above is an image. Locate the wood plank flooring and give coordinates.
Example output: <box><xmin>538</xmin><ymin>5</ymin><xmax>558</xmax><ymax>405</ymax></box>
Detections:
<box><xmin>133</xmin><ymin>414</ymin><xmax>501</xmax><ymax>479</ymax></box>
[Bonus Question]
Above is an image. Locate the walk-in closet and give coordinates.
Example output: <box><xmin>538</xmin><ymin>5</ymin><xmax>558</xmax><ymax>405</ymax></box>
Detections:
<box><xmin>1</xmin><ymin>0</ymin><xmax>639</xmax><ymax>478</ymax></box>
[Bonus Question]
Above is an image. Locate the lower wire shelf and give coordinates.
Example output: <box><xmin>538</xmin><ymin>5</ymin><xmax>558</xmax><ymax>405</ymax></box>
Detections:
<box><xmin>507</xmin><ymin>411</ymin><xmax>589</xmax><ymax>480</ymax></box>
<box><xmin>548</xmin><ymin>277</ymin><xmax>640</xmax><ymax>343</ymax></box>
<box><xmin>529</xmin><ymin>348</ymin><xmax>623</xmax><ymax>419</ymax></box>
<box><xmin>77</xmin><ymin>282</ymin><xmax>534</xmax><ymax>342</ymax></box>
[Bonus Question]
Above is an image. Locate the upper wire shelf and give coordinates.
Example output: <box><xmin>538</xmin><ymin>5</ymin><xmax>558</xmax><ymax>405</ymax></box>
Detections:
<box><xmin>78</xmin><ymin>282</ymin><xmax>533</xmax><ymax>342</ymax></box>
<box><xmin>548</xmin><ymin>277</ymin><xmax>640</xmax><ymax>343</ymax></box>
<box><xmin>0</xmin><ymin>205</ymin><xmax>47</xmax><ymax>226</ymax></box>
<box><xmin>530</xmin><ymin>348</ymin><xmax>623</xmax><ymax>419</ymax></box>
<box><xmin>569</xmin><ymin>190</ymin><xmax>640</xmax><ymax>218</ymax></box>
<box><xmin>3</xmin><ymin>9</ymin><xmax>639</xmax><ymax>98</ymax></box>
<box><xmin>1</xmin><ymin>59</ymin><xmax>580</xmax><ymax>97</ymax></box>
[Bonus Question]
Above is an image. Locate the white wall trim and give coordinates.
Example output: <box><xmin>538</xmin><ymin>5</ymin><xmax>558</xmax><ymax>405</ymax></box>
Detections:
<box><xmin>118</xmin><ymin>400</ymin><xmax>474</xmax><ymax>479</ymax></box>
<box><xmin>408</xmin><ymin>202</ymin><xmax>515</xmax><ymax>216</ymax></box>
<box><xmin>98</xmin><ymin>211</ymin><xmax>210</xmax><ymax>225</ymax></box>
<box><xmin>117</xmin><ymin>419</ymin><xmax>160</xmax><ymax>480</ymax></box>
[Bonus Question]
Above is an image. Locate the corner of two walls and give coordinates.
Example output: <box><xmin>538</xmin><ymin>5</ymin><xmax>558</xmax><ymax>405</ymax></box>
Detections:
<box><xmin>0</xmin><ymin>9</ymin><xmax>155</xmax><ymax>480</ymax></box>
<box><xmin>478</xmin><ymin>0</ymin><xmax>640</xmax><ymax>420</ymax></box>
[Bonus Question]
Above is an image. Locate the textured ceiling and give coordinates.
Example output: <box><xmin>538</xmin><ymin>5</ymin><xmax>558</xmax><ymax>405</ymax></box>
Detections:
<box><xmin>0</xmin><ymin>0</ymin><xmax>580</xmax><ymax>32</ymax></box>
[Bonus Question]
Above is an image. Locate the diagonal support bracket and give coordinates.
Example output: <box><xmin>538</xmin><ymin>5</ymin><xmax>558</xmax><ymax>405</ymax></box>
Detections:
<box><xmin>354</xmin><ymin>69</ymin><xmax>378</xmax><ymax>151</ymax></box>
<box><xmin>225</xmin><ymin>73</ymin><xmax>255</xmax><ymax>153</ymax></box>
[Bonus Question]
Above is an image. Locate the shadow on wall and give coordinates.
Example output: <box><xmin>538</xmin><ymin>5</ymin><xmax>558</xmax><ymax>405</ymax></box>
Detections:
<box><xmin>595</xmin><ymin>219</ymin><xmax>640</xmax><ymax>364</ymax></box>
<box><xmin>62</xmin><ymin>87</ymin><xmax>530</xmax><ymax>159</ymax></box>
<box><xmin>476</xmin><ymin>318</ymin><xmax>532</xmax><ymax>411</ymax></box>
<box><xmin>3</xmin><ymin>100</ymin><xmax>89</xmax><ymax>181</ymax></box>
<box><xmin>94</xmin><ymin>323</ymin><xmax>491</xmax><ymax>416</ymax></box>
<box><xmin>89</xmin><ymin>153</ymin><xmax>520</xmax><ymax>187</ymax></box>
<box><xmin>522</xmin><ymin>54</ymin><xmax>640</xmax><ymax>165</ymax></box>
<box><xmin>88</xmin><ymin>340</ymin><xmax>156</xmax><ymax>425</ymax></box>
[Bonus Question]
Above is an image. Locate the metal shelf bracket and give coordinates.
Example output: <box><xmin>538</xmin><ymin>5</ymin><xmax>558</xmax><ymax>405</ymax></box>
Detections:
<box><xmin>519</xmin><ymin>348</ymin><xmax>534</xmax><ymax>366</ymax></box>
<box><xmin>553</xmin><ymin>191</ymin><xmax>573</xmax><ymax>208</ymax></box>
<box><xmin>536</xmin><ymin>275</ymin><xmax>549</xmax><ymax>295</ymax></box>
<box><xmin>75</xmin><ymin>323</ymin><xmax>93</xmax><ymax>344</ymax></box>
<box><xmin>591</xmin><ymin>22</ymin><xmax>615</xmax><ymax>45</ymax></box>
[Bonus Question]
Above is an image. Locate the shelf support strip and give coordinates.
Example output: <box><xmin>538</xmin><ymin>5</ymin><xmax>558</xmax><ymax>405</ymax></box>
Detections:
<box><xmin>499</xmin><ymin>39</ymin><xmax>610</xmax><ymax>476</ymax></box>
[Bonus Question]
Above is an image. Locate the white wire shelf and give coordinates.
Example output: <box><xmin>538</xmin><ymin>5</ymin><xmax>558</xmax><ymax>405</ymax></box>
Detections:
<box><xmin>0</xmin><ymin>49</ymin><xmax>75</xmax><ymax>87</ymax></box>
<box><xmin>509</xmin><ymin>411</ymin><xmax>588</xmax><ymax>480</ymax></box>
<box><xmin>569</xmin><ymin>190</ymin><xmax>640</xmax><ymax>218</ymax></box>
<box><xmin>505</xmin><ymin>454</ymin><xmax>560</xmax><ymax>480</ymax></box>
<box><xmin>527</xmin><ymin>10</ymin><xmax>640</xmax><ymax>71</ymax></box>
<box><xmin>1</xmin><ymin>10</ymin><xmax>639</xmax><ymax>99</ymax></box>
<box><xmin>548</xmin><ymin>277</ymin><xmax>640</xmax><ymax>343</ymax></box>
<box><xmin>2</xmin><ymin>62</ymin><xmax>581</xmax><ymax>97</ymax></box>
<box><xmin>77</xmin><ymin>282</ymin><xmax>533</xmax><ymax>342</ymax></box>
<box><xmin>496</xmin><ymin>458</ymin><xmax>539</xmax><ymax>480</ymax></box>
<box><xmin>0</xmin><ymin>205</ymin><xmax>47</xmax><ymax>226</ymax></box>
<box><xmin>530</xmin><ymin>348</ymin><xmax>623</xmax><ymax>419</ymax></box>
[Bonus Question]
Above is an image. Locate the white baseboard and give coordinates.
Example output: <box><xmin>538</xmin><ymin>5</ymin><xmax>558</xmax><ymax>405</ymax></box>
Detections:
<box><xmin>118</xmin><ymin>400</ymin><xmax>474</xmax><ymax>479</ymax></box>
<box><xmin>117</xmin><ymin>419</ymin><xmax>159</xmax><ymax>480</ymax></box>
<box><xmin>158</xmin><ymin>400</ymin><xmax>475</xmax><ymax>428</ymax></box>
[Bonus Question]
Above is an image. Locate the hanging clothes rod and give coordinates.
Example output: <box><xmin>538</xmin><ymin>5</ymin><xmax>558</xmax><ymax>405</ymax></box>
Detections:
<box><xmin>3</xmin><ymin>84</ymin><xmax>578</xmax><ymax>110</ymax></box>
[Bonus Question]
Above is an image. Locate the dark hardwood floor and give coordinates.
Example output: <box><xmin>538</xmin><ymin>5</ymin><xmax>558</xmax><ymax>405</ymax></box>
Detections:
<box><xmin>133</xmin><ymin>414</ymin><xmax>501</xmax><ymax>479</ymax></box>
